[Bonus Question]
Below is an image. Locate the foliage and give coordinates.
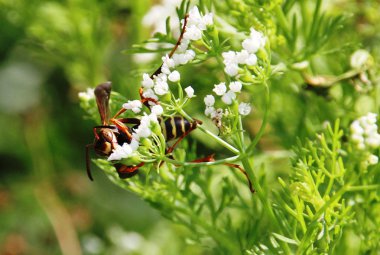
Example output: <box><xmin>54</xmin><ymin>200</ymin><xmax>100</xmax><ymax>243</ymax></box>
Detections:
<box><xmin>1</xmin><ymin>0</ymin><xmax>380</xmax><ymax>254</ymax></box>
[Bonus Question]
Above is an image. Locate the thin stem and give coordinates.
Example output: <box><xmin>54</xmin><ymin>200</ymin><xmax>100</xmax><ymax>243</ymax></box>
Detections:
<box><xmin>240</xmin><ymin>157</ymin><xmax>291</xmax><ymax>254</ymax></box>
<box><xmin>247</xmin><ymin>81</ymin><xmax>270</xmax><ymax>154</ymax></box>
<box><xmin>178</xmin><ymin>109</ymin><xmax>240</xmax><ymax>154</ymax></box>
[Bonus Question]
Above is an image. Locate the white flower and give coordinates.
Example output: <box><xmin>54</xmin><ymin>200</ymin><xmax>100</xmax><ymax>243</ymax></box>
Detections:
<box><xmin>184</xmin><ymin>86</ymin><xmax>195</xmax><ymax>98</ymax></box>
<box><xmin>108</xmin><ymin>143</ymin><xmax>134</xmax><ymax>161</ymax></box>
<box><xmin>245</xmin><ymin>54</ymin><xmax>258</xmax><ymax>66</ymax></box>
<box><xmin>154</xmin><ymin>79</ymin><xmax>169</xmax><ymax>95</ymax></box>
<box><xmin>184</xmin><ymin>50</ymin><xmax>196</xmax><ymax>62</ymax></box>
<box><xmin>224</xmin><ymin>64</ymin><xmax>239</xmax><ymax>77</ymax></box>
<box><xmin>142</xmin><ymin>73</ymin><xmax>154</xmax><ymax>88</ymax></box>
<box><xmin>168</xmin><ymin>70</ymin><xmax>180</xmax><ymax>82</ymax></box>
<box><xmin>238</xmin><ymin>102</ymin><xmax>252</xmax><ymax>116</ymax></box>
<box><xmin>142</xmin><ymin>88</ymin><xmax>158</xmax><ymax>102</ymax></box>
<box><xmin>202</xmin><ymin>13</ymin><xmax>213</xmax><ymax>27</ymax></box>
<box><xmin>123</xmin><ymin>100</ymin><xmax>142</xmax><ymax>113</ymax></box>
<box><xmin>151</xmin><ymin>105</ymin><xmax>163</xmax><ymax>115</ymax></box>
<box><xmin>229</xmin><ymin>81</ymin><xmax>242</xmax><ymax>93</ymax></box>
<box><xmin>221</xmin><ymin>90</ymin><xmax>236</xmax><ymax>105</ymax></box>
<box><xmin>222</xmin><ymin>51</ymin><xmax>238</xmax><ymax>65</ymax></box>
<box><xmin>177</xmin><ymin>39</ymin><xmax>190</xmax><ymax>53</ymax></box>
<box><xmin>130</xmin><ymin>139</ymin><xmax>139</xmax><ymax>151</ymax></box>
<box><xmin>242</xmin><ymin>38</ymin><xmax>261</xmax><ymax>54</ymax></box>
<box><xmin>350</xmin><ymin>112</ymin><xmax>380</xmax><ymax>150</ymax></box>
<box><xmin>242</xmin><ymin>28</ymin><xmax>266</xmax><ymax>53</ymax></box>
<box><xmin>213</xmin><ymin>82</ymin><xmax>227</xmax><ymax>96</ymax></box>
<box><xmin>236</xmin><ymin>50</ymin><xmax>249</xmax><ymax>64</ymax></box>
<box><xmin>367</xmin><ymin>154</ymin><xmax>379</xmax><ymax>165</ymax></box>
<box><xmin>183</xmin><ymin>25</ymin><xmax>203</xmax><ymax>41</ymax></box>
<box><xmin>204</xmin><ymin>95</ymin><xmax>215</xmax><ymax>106</ymax></box>
<box><xmin>350</xmin><ymin>49</ymin><xmax>371</xmax><ymax>69</ymax></box>
<box><xmin>162</xmin><ymin>54</ymin><xmax>175</xmax><ymax>68</ymax></box>
<box><xmin>78</xmin><ymin>88</ymin><xmax>95</xmax><ymax>101</ymax></box>
<box><xmin>187</xmin><ymin>6</ymin><xmax>213</xmax><ymax>30</ymax></box>
<box><xmin>204</xmin><ymin>106</ymin><xmax>215</xmax><ymax>116</ymax></box>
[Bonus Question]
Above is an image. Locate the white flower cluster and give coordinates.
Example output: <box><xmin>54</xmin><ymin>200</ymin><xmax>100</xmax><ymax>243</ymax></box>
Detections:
<box><xmin>350</xmin><ymin>112</ymin><xmax>380</xmax><ymax>165</ymax></box>
<box><xmin>78</xmin><ymin>88</ymin><xmax>95</xmax><ymax>101</ymax></box>
<box><xmin>222</xmin><ymin>28</ymin><xmax>266</xmax><ymax>77</ymax></box>
<box><xmin>108</xmin><ymin>107</ymin><xmax>163</xmax><ymax>161</ymax></box>
<box><xmin>140</xmin><ymin>6</ymin><xmax>213</xmax><ymax>103</ymax></box>
<box><xmin>204</xmin><ymin>81</ymin><xmax>252</xmax><ymax>119</ymax></box>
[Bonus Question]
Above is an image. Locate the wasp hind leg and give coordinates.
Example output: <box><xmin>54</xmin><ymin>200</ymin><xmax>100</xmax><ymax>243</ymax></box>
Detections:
<box><xmin>114</xmin><ymin>163</ymin><xmax>144</xmax><ymax>179</ymax></box>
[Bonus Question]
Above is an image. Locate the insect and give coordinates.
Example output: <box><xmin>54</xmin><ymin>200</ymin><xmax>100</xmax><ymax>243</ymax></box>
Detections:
<box><xmin>85</xmin><ymin>12</ymin><xmax>255</xmax><ymax>193</ymax></box>
<box><xmin>85</xmin><ymin>81</ymin><xmax>201</xmax><ymax>181</ymax></box>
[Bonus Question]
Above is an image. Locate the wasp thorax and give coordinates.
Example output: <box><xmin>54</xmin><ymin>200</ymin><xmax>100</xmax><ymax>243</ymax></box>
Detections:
<box><xmin>94</xmin><ymin>128</ymin><xmax>118</xmax><ymax>156</ymax></box>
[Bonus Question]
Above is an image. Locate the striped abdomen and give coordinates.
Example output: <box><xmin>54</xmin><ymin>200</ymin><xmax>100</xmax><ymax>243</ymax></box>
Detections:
<box><xmin>158</xmin><ymin>116</ymin><xmax>196</xmax><ymax>141</ymax></box>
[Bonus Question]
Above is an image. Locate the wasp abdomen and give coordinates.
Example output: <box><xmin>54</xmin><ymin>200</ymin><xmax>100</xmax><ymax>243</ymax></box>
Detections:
<box><xmin>158</xmin><ymin>116</ymin><xmax>195</xmax><ymax>141</ymax></box>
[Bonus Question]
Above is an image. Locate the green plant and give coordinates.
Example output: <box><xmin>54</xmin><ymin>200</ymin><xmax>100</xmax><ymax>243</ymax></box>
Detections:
<box><xmin>79</xmin><ymin>0</ymin><xmax>380</xmax><ymax>254</ymax></box>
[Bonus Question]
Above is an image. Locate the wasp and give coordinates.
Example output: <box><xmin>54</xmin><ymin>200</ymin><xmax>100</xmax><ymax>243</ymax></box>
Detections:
<box><xmin>85</xmin><ymin>81</ymin><xmax>200</xmax><ymax>181</ymax></box>
<box><xmin>85</xmin><ymin>13</ymin><xmax>255</xmax><ymax>193</ymax></box>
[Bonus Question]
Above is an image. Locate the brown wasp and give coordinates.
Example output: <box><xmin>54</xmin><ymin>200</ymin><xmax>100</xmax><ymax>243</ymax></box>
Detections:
<box><xmin>85</xmin><ymin>13</ymin><xmax>255</xmax><ymax>193</ymax></box>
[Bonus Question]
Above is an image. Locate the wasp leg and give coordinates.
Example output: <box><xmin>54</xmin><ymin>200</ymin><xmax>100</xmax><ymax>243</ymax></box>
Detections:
<box><xmin>86</xmin><ymin>144</ymin><xmax>94</xmax><ymax>181</ymax></box>
<box><xmin>189</xmin><ymin>154</ymin><xmax>255</xmax><ymax>193</ymax></box>
<box><xmin>114</xmin><ymin>162</ymin><xmax>144</xmax><ymax>179</ymax></box>
<box><xmin>224</xmin><ymin>163</ymin><xmax>255</xmax><ymax>193</ymax></box>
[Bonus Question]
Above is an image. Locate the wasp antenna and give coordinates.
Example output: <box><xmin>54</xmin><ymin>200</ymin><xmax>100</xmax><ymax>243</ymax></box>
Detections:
<box><xmin>86</xmin><ymin>144</ymin><xmax>94</xmax><ymax>181</ymax></box>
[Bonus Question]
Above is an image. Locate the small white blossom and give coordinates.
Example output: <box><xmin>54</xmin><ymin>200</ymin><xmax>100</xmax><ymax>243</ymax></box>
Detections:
<box><xmin>183</xmin><ymin>25</ymin><xmax>203</xmax><ymax>41</ymax></box>
<box><xmin>236</xmin><ymin>50</ymin><xmax>250</xmax><ymax>64</ymax></box>
<box><xmin>162</xmin><ymin>54</ymin><xmax>175</xmax><ymax>68</ymax></box>
<box><xmin>238</xmin><ymin>102</ymin><xmax>252</xmax><ymax>116</ymax></box>
<box><xmin>78</xmin><ymin>88</ymin><xmax>95</xmax><ymax>101</ymax></box>
<box><xmin>245</xmin><ymin>54</ymin><xmax>258</xmax><ymax>66</ymax></box>
<box><xmin>130</xmin><ymin>139</ymin><xmax>139</xmax><ymax>151</ymax></box>
<box><xmin>202</xmin><ymin>13</ymin><xmax>214</xmax><ymax>27</ymax></box>
<box><xmin>367</xmin><ymin>154</ymin><xmax>379</xmax><ymax>165</ymax></box>
<box><xmin>184</xmin><ymin>86</ymin><xmax>195</xmax><ymax>98</ymax></box>
<box><xmin>229</xmin><ymin>81</ymin><xmax>242</xmax><ymax>93</ymax></box>
<box><xmin>204</xmin><ymin>106</ymin><xmax>215</xmax><ymax>116</ymax></box>
<box><xmin>224</xmin><ymin>64</ymin><xmax>239</xmax><ymax>77</ymax></box>
<box><xmin>184</xmin><ymin>50</ymin><xmax>196</xmax><ymax>62</ymax></box>
<box><xmin>222</xmin><ymin>51</ymin><xmax>238</xmax><ymax>65</ymax></box>
<box><xmin>213</xmin><ymin>82</ymin><xmax>227</xmax><ymax>96</ymax></box>
<box><xmin>142</xmin><ymin>89</ymin><xmax>158</xmax><ymax>102</ymax></box>
<box><xmin>123</xmin><ymin>100</ymin><xmax>142</xmax><ymax>113</ymax></box>
<box><xmin>168</xmin><ymin>70</ymin><xmax>180</xmax><ymax>82</ymax></box>
<box><xmin>177</xmin><ymin>39</ymin><xmax>190</xmax><ymax>53</ymax></box>
<box><xmin>187</xmin><ymin>6</ymin><xmax>213</xmax><ymax>31</ymax></box>
<box><xmin>142</xmin><ymin>73</ymin><xmax>154</xmax><ymax>88</ymax></box>
<box><xmin>204</xmin><ymin>95</ymin><xmax>215</xmax><ymax>106</ymax></box>
<box><xmin>154</xmin><ymin>80</ymin><xmax>169</xmax><ymax>95</ymax></box>
<box><xmin>108</xmin><ymin>143</ymin><xmax>134</xmax><ymax>161</ymax></box>
<box><xmin>151</xmin><ymin>105</ymin><xmax>163</xmax><ymax>115</ymax></box>
<box><xmin>242</xmin><ymin>28</ymin><xmax>266</xmax><ymax>53</ymax></box>
<box><xmin>350</xmin><ymin>49</ymin><xmax>371</xmax><ymax>69</ymax></box>
<box><xmin>221</xmin><ymin>90</ymin><xmax>236</xmax><ymax>105</ymax></box>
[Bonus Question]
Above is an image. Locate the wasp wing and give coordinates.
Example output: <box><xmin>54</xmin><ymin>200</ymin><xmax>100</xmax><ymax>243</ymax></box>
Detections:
<box><xmin>94</xmin><ymin>82</ymin><xmax>112</xmax><ymax>125</ymax></box>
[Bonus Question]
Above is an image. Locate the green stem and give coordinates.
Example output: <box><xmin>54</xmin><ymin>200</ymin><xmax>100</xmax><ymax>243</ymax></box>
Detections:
<box><xmin>240</xmin><ymin>157</ymin><xmax>291</xmax><ymax>254</ymax></box>
<box><xmin>274</xmin><ymin>5</ymin><xmax>292</xmax><ymax>43</ymax></box>
<box><xmin>247</xmin><ymin>82</ymin><xmax>270</xmax><ymax>154</ymax></box>
<box><xmin>178</xmin><ymin>109</ymin><xmax>240</xmax><ymax>154</ymax></box>
<box><xmin>163</xmin><ymin>155</ymin><xmax>240</xmax><ymax>167</ymax></box>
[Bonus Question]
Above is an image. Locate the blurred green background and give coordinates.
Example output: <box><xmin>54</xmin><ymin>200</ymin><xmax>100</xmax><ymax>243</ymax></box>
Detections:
<box><xmin>0</xmin><ymin>0</ymin><xmax>204</xmax><ymax>254</ymax></box>
<box><xmin>1</xmin><ymin>0</ymin><xmax>380</xmax><ymax>254</ymax></box>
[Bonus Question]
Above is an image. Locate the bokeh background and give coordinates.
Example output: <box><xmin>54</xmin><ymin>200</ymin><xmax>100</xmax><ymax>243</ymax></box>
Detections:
<box><xmin>0</xmin><ymin>0</ymin><xmax>204</xmax><ymax>254</ymax></box>
<box><xmin>1</xmin><ymin>0</ymin><xmax>380</xmax><ymax>254</ymax></box>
